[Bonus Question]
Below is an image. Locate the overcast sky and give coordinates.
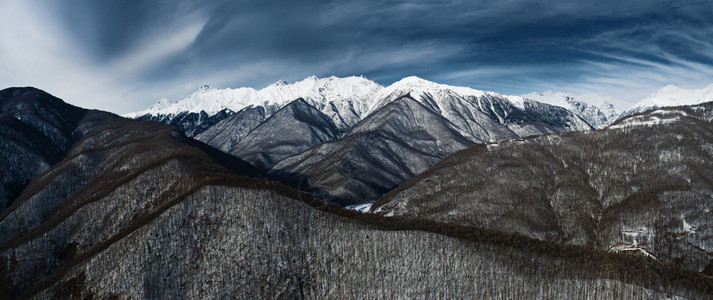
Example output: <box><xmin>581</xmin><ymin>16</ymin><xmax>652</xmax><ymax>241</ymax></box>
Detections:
<box><xmin>1</xmin><ymin>0</ymin><xmax>712</xmax><ymax>113</ymax></box>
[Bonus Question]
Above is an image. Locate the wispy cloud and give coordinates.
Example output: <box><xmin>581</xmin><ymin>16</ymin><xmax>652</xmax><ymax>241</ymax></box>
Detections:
<box><xmin>1</xmin><ymin>0</ymin><xmax>712</xmax><ymax>113</ymax></box>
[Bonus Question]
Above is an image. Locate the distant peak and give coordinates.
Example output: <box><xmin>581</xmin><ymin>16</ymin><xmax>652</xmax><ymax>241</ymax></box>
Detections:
<box><xmin>655</xmin><ymin>84</ymin><xmax>680</xmax><ymax>94</ymax></box>
<box><xmin>399</xmin><ymin>76</ymin><xmax>432</xmax><ymax>84</ymax></box>
<box><xmin>388</xmin><ymin>76</ymin><xmax>441</xmax><ymax>91</ymax></box>
<box><xmin>271</xmin><ymin>80</ymin><xmax>288</xmax><ymax>86</ymax></box>
<box><xmin>623</xmin><ymin>82</ymin><xmax>713</xmax><ymax>116</ymax></box>
<box><xmin>194</xmin><ymin>85</ymin><xmax>211</xmax><ymax>93</ymax></box>
<box><xmin>147</xmin><ymin>98</ymin><xmax>173</xmax><ymax>111</ymax></box>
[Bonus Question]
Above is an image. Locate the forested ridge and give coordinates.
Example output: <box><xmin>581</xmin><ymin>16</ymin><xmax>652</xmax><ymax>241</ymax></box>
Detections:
<box><xmin>374</xmin><ymin>103</ymin><xmax>713</xmax><ymax>276</ymax></box>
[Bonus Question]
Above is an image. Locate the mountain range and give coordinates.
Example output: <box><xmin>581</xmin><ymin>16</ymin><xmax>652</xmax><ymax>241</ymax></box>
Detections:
<box><xmin>2</xmin><ymin>79</ymin><xmax>713</xmax><ymax>298</ymax></box>
<box><xmin>126</xmin><ymin>76</ymin><xmax>606</xmax><ymax>205</ymax></box>
<box><xmin>125</xmin><ymin>76</ymin><xmax>713</xmax><ymax>207</ymax></box>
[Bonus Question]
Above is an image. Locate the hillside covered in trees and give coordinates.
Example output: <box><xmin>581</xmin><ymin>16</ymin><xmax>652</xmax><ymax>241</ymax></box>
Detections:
<box><xmin>374</xmin><ymin>103</ymin><xmax>713</xmax><ymax>275</ymax></box>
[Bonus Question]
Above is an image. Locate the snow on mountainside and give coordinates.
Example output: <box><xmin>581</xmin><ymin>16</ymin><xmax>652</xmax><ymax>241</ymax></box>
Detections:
<box><xmin>622</xmin><ymin>83</ymin><xmax>713</xmax><ymax>117</ymax></box>
<box><xmin>124</xmin><ymin>76</ymin><xmax>382</xmax><ymax>131</ymax></box>
<box><xmin>521</xmin><ymin>91</ymin><xmax>619</xmax><ymax>128</ymax></box>
<box><xmin>126</xmin><ymin>75</ymin><xmax>617</xmax><ymax>135</ymax></box>
<box><xmin>365</xmin><ymin>76</ymin><xmax>591</xmax><ymax>142</ymax></box>
<box><xmin>368</xmin><ymin>76</ymin><xmax>524</xmax><ymax>112</ymax></box>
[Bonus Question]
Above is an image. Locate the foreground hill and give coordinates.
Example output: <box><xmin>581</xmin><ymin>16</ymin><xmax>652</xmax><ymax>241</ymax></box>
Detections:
<box><xmin>15</xmin><ymin>184</ymin><xmax>713</xmax><ymax>299</ymax></box>
<box><xmin>373</xmin><ymin>102</ymin><xmax>713</xmax><ymax>274</ymax></box>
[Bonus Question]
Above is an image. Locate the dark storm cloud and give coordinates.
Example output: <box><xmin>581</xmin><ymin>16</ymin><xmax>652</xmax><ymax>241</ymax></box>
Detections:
<box><xmin>2</xmin><ymin>0</ymin><xmax>713</xmax><ymax>112</ymax></box>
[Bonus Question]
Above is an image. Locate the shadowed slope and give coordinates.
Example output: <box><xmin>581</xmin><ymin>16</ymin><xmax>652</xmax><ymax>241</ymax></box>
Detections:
<box><xmin>230</xmin><ymin>99</ymin><xmax>341</xmax><ymax>170</ymax></box>
<box><xmin>374</xmin><ymin>103</ymin><xmax>713</xmax><ymax>273</ymax></box>
<box><xmin>0</xmin><ymin>88</ymin><xmax>86</xmax><ymax>211</ymax></box>
<box><xmin>272</xmin><ymin>95</ymin><xmax>474</xmax><ymax>206</ymax></box>
<box><xmin>194</xmin><ymin>106</ymin><xmax>266</xmax><ymax>152</ymax></box>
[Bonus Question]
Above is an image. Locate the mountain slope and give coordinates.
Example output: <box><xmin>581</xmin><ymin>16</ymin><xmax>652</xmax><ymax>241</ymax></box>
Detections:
<box><xmin>368</xmin><ymin>77</ymin><xmax>593</xmax><ymax>142</ymax></box>
<box><xmin>0</xmin><ymin>94</ymin><xmax>260</xmax><ymax>296</ymax></box>
<box><xmin>193</xmin><ymin>106</ymin><xmax>266</xmax><ymax>152</ymax></box>
<box><xmin>0</xmin><ymin>88</ymin><xmax>86</xmax><ymax>211</ymax></box>
<box><xmin>229</xmin><ymin>99</ymin><xmax>341</xmax><ymax>170</ymax></box>
<box><xmin>22</xmin><ymin>185</ymin><xmax>713</xmax><ymax>299</ymax></box>
<box><xmin>522</xmin><ymin>90</ymin><xmax>619</xmax><ymax>128</ymax></box>
<box><xmin>271</xmin><ymin>96</ymin><xmax>476</xmax><ymax>206</ymax></box>
<box><xmin>134</xmin><ymin>108</ymin><xmax>236</xmax><ymax>137</ymax></box>
<box><xmin>622</xmin><ymin>83</ymin><xmax>713</xmax><ymax>116</ymax></box>
<box><xmin>265</xmin><ymin>79</ymin><xmax>594</xmax><ymax>206</ymax></box>
<box><xmin>373</xmin><ymin>102</ymin><xmax>713</xmax><ymax>273</ymax></box>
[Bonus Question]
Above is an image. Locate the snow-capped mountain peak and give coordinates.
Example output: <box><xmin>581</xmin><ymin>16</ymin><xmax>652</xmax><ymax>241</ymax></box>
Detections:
<box><xmin>623</xmin><ymin>83</ymin><xmax>713</xmax><ymax>116</ymax></box>
<box><xmin>147</xmin><ymin>98</ymin><xmax>173</xmax><ymax>111</ymax></box>
<box><xmin>387</xmin><ymin>76</ymin><xmax>488</xmax><ymax>97</ymax></box>
<box><xmin>368</xmin><ymin>77</ymin><xmax>504</xmax><ymax>114</ymax></box>
<box><xmin>521</xmin><ymin>91</ymin><xmax>619</xmax><ymax>128</ymax></box>
<box><xmin>522</xmin><ymin>90</ymin><xmax>571</xmax><ymax>109</ymax></box>
<box><xmin>124</xmin><ymin>75</ymin><xmax>384</xmax><ymax>130</ymax></box>
<box><xmin>269</xmin><ymin>80</ymin><xmax>288</xmax><ymax>87</ymax></box>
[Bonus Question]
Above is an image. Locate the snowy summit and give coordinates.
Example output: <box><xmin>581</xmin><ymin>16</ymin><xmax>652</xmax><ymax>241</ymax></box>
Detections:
<box><xmin>522</xmin><ymin>91</ymin><xmax>620</xmax><ymax>128</ymax></box>
<box><xmin>124</xmin><ymin>75</ymin><xmax>382</xmax><ymax>118</ymax></box>
<box><xmin>621</xmin><ymin>83</ymin><xmax>713</xmax><ymax>117</ymax></box>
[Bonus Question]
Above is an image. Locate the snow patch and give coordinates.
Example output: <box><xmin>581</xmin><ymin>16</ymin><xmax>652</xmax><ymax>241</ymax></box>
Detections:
<box><xmin>609</xmin><ymin>115</ymin><xmax>681</xmax><ymax>129</ymax></box>
<box><xmin>345</xmin><ymin>203</ymin><xmax>373</xmax><ymax>213</ymax></box>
